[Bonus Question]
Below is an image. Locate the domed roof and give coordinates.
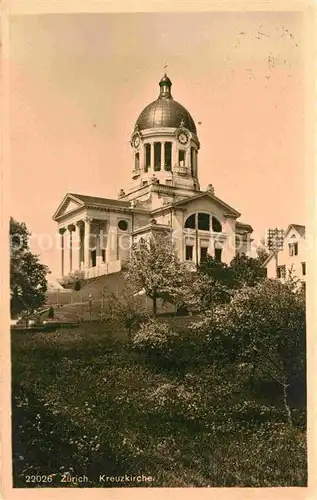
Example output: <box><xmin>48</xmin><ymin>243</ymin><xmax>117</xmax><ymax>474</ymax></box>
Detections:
<box><xmin>135</xmin><ymin>75</ymin><xmax>197</xmax><ymax>134</ymax></box>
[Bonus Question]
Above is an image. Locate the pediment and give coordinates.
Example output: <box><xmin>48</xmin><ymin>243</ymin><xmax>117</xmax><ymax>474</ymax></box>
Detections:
<box><xmin>53</xmin><ymin>194</ymin><xmax>84</xmax><ymax>220</ymax></box>
<box><xmin>172</xmin><ymin>192</ymin><xmax>241</xmax><ymax>218</ymax></box>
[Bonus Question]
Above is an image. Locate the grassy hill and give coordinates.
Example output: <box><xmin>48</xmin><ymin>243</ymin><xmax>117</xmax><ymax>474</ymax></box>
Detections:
<box><xmin>46</xmin><ymin>272</ymin><xmax>126</xmax><ymax>305</ymax></box>
<box><xmin>11</xmin><ymin>320</ymin><xmax>307</xmax><ymax>487</ymax></box>
<box><xmin>45</xmin><ymin>271</ymin><xmax>175</xmax><ymax>322</ymax></box>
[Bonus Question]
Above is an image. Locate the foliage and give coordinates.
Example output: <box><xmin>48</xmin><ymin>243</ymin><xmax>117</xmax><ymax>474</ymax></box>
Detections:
<box><xmin>48</xmin><ymin>306</ymin><xmax>55</xmax><ymax>319</ymax></box>
<box><xmin>192</xmin><ymin>279</ymin><xmax>306</xmax><ymax>425</ymax></box>
<box><xmin>256</xmin><ymin>237</ymin><xmax>270</xmax><ymax>264</ymax></box>
<box><xmin>74</xmin><ymin>280</ymin><xmax>81</xmax><ymax>291</ymax></box>
<box><xmin>198</xmin><ymin>253</ymin><xmax>266</xmax><ymax>291</ymax></box>
<box><xmin>10</xmin><ymin>217</ymin><xmax>49</xmax><ymax>317</ymax></box>
<box><xmin>104</xmin><ymin>284</ymin><xmax>147</xmax><ymax>336</ymax></box>
<box><xmin>125</xmin><ymin>234</ymin><xmax>189</xmax><ymax>315</ymax></box>
<box><xmin>11</xmin><ymin>321</ymin><xmax>307</xmax><ymax>487</ymax></box>
<box><xmin>229</xmin><ymin>253</ymin><xmax>267</xmax><ymax>287</ymax></box>
<box><xmin>132</xmin><ymin>318</ymin><xmax>176</xmax><ymax>351</ymax></box>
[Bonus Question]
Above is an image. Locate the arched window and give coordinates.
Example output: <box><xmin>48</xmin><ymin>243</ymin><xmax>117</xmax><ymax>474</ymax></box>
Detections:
<box><xmin>184</xmin><ymin>213</ymin><xmax>222</xmax><ymax>232</ymax></box>
<box><xmin>184</xmin><ymin>214</ymin><xmax>196</xmax><ymax>229</ymax></box>
<box><xmin>212</xmin><ymin>217</ymin><xmax>222</xmax><ymax>232</ymax></box>
<box><xmin>198</xmin><ymin>213</ymin><xmax>210</xmax><ymax>231</ymax></box>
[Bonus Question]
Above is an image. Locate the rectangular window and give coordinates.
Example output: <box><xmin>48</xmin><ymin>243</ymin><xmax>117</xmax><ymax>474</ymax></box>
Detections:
<box><xmin>178</xmin><ymin>150</ymin><xmax>186</xmax><ymax>166</ymax></box>
<box><xmin>301</xmin><ymin>262</ymin><xmax>306</xmax><ymax>276</ymax></box>
<box><xmin>101</xmin><ymin>249</ymin><xmax>106</xmax><ymax>262</ymax></box>
<box><xmin>289</xmin><ymin>242</ymin><xmax>298</xmax><ymax>256</ymax></box>
<box><xmin>145</xmin><ymin>144</ymin><xmax>151</xmax><ymax>172</ymax></box>
<box><xmin>135</xmin><ymin>152</ymin><xmax>140</xmax><ymax>170</ymax></box>
<box><xmin>154</xmin><ymin>142</ymin><xmax>161</xmax><ymax>171</ymax></box>
<box><xmin>277</xmin><ymin>265</ymin><xmax>286</xmax><ymax>279</ymax></box>
<box><xmin>164</xmin><ymin>142</ymin><xmax>172</xmax><ymax>171</ymax></box>
<box><xmin>185</xmin><ymin>245</ymin><xmax>193</xmax><ymax>261</ymax></box>
<box><xmin>215</xmin><ymin>248</ymin><xmax>222</xmax><ymax>262</ymax></box>
<box><xmin>200</xmin><ymin>246</ymin><xmax>208</xmax><ymax>261</ymax></box>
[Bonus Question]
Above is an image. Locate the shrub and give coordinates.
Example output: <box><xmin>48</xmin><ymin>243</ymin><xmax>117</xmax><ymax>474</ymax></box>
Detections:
<box><xmin>74</xmin><ymin>280</ymin><xmax>81</xmax><ymax>291</ymax></box>
<box><xmin>132</xmin><ymin>318</ymin><xmax>210</xmax><ymax>369</ymax></box>
<box><xmin>192</xmin><ymin>279</ymin><xmax>306</xmax><ymax>425</ymax></box>
<box><xmin>104</xmin><ymin>286</ymin><xmax>145</xmax><ymax>336</ymax></box>
<box><xmin>132</xmin><ymin>318</ymin><xmax>176</xmax><ymax>352</ymax></box>
<box><xmin>48</xmin><ymin>306</ymin><xmax>54</xmax><ymax>319</ymax></box>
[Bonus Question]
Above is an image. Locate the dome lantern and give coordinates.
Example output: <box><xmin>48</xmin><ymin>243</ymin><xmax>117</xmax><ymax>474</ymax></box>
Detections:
<box><xmin>135</xmin><ymin>74</ymin><xmax>197</xmax><ymax>134</ymax></box>
<box><xmin>159</xmin><ymin>74</ymin><xmax>172</xmax><ymax>99</ymax></box>
<box><xmin>129</xmin><ymin>74</ymin><xmax>201</xmax><ymax>193</ymax></box>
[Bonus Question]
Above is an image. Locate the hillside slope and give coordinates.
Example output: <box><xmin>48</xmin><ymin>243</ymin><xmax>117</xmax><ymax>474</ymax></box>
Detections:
<box><xmin>45</xmin><ymin>271</ymin><xmax>175</xmax><ymax>321</ymax></box>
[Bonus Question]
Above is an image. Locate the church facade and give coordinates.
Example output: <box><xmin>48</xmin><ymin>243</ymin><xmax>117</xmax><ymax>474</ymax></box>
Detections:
<box><xmin>53</xmin><ymin>74</ymin><xmax>253</xmax><ymax>284</ymax></box>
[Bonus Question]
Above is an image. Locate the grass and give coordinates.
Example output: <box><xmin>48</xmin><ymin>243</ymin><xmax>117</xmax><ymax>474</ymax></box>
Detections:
<box><xmin>11</xmin><ymin>320</ymin><xmax>307</xmax><ymax>488</ymax></box>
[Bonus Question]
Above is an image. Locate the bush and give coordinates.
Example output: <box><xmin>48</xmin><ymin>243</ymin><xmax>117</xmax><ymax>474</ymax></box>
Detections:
<box><xmin>104</xmin><ymin>286</ymin><xmax>145</xmax><ymax>336</ymax></box>
<box><xmin>132</xmin><ymin>318</ymin><xmax>176</xmax><ymax>352</ymax></box>
<box><xmin>192</xmin><ymin>279</ymin><xmax>306</xmax><ymax>425</ymax></box>
<box><xmin>74</xmin><ymin>280</ymin><xmax>81</xmax><ymax>291</ymax></box>
<box><xmin>48</xmin><ymin>306</ymin><xmax>54</xmax><ymax>319</ymax></box>
<box><xmin>132</xmin><ymin>318</ymin><xmax>210</xmax><ymax>369</ymax></box>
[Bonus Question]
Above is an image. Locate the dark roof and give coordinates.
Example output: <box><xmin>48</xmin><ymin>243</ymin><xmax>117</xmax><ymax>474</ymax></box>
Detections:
<box><xmin>289</xmin><ymin>224</ymin><xmax>305</xmax><ymax>237</ymax></box>
<box><xmin>236</xmin><ymin>221</ymin><xmax>253</xmax><ymax>232</ymax></box>
<box><xmin>70</xmin><ymin>193</ymin><xmax>130</xmax><ymax>207</ymax></box>
<box><xmin>171</xmin><ymin>191</ymin><xmax>241</xmax><ymax>217</ymax></box>
<box><xmin>135</xmin><ymin>75</ymin><xmax>197</xmax><ymax>134</ymax></box>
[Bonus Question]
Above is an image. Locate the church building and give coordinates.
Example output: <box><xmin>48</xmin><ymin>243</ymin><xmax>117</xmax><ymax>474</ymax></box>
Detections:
<box><xmin>53</xmin><ymin>74</ymin><xmax>253</xmax><ymax>284</ymax></box>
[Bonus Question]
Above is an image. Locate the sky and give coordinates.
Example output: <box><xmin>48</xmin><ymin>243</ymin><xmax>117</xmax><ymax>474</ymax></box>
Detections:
<box><xmin>9</xmin><ymin>11</ymin><xmax>306</xmax><ymax>279</ymax></box>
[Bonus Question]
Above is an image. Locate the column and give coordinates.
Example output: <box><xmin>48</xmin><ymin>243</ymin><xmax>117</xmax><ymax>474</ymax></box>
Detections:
<box><xmin>68</xmin><ymin>224</ymin><xmax>75</xmax><ymax>273</ymax></box>
<box><xmin>84</xmin><ymin>217</ymin><xmax>92</xmax><ymax>268</ymax></box>
<box><xmin>185</xmin><ymin>145</ymin><xmax>190</xmax><ymax>169</ymax></box>
<box><xmin>59</xmin><ymin>228</ymin><xmax>66</xmax><ymax>277</ymax></box>
<box><xmin>171</xmin><ymin>143</ymin><xmax>176</xmax><ymax>170</ymax></box>
<box><xmin>96</xmin><ymin>221</ymin><xmax>102</xmax><ymax>267</ymax></box>
<box><xmin>76</xmin><ymin>221</ymin><xmax>83</xmax><ymax>270</ymax></box>
<box><xmin>150</xmin><ymin>142</ymin><xmax>154</xmax><ymax>170</ymax></box>
<box><xmin>195</xmin><ymin>150</ymin><xmax>198</xmax><ymax>177</ymax></box>
<box><xmin>161</xmin><ymin>142</ymin><xmax>165</xmax><ymax>171</ymax></box>
<box><xmin>106</xmin><ymin>222</ymin><xmax>111</xmax><ymax>263</ymax></box>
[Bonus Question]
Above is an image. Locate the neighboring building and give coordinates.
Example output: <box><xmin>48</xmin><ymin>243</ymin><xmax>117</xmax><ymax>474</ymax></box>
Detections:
<box><xmin>263</xmin><ymin>224</ymin><xmax>306</xmax><ymax>283</ymax></box>
<box><xmin>53</xmin><ymin>74</ymin><xmax>253</xmax><ymax>285</ymax></box>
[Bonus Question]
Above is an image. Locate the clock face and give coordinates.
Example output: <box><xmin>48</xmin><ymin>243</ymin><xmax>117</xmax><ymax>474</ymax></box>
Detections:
<box><xmin>133</xmin><ymin>135</ymin><xmax>140</xmax><ymax>148</ymax></box>
<box><xmin>178</xmin><ymin>131</ymin><xmax>188</xmax><ymax>145</ymax></box>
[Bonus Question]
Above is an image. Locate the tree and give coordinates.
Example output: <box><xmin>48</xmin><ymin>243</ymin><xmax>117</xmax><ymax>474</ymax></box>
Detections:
<box><xmin>229</xmin><ymin>254</ymin><xmax>267</xmax><ymax>287</ymax></box>
<box><xmin>255</xmin><ymin>237</ymin><xmax>270</xmax><ymax>264</ymax></box>
<box><xmin>198</xmin><ymin>253</ymin><xmax>266</xmax><ymax>291</ymax></box>
<box><xmin>104</xmin><ymin>283</ymin><xmax>145</xmax><ymax>336</ymax></box>
<box><xmin>10</xmin><ymin>217</ymin><xmax>49</xmax><ymax>317</ymax></box>
<box><xmin>125</xmin><ymin>233</ymin><xmax>189</xmax><ymax>316</ymax></box>
<box><xmin>48</xmin><ymin>306</ymin><xmax>55</xmax><ymax>319</ymax></box>
<box><xmin>173</xmin><ymin>271</ymin><xmax>232</xmax><ymax>313</ymax></box>
<box><xmin>74</xmin><ymin>279</ymin><xmax>81</xmax><ymax>291</ymax></box>
<box><xmin>192</xmin><ymin>279</ymin><xmax>306</xmax><ymax>426</ymax></box>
